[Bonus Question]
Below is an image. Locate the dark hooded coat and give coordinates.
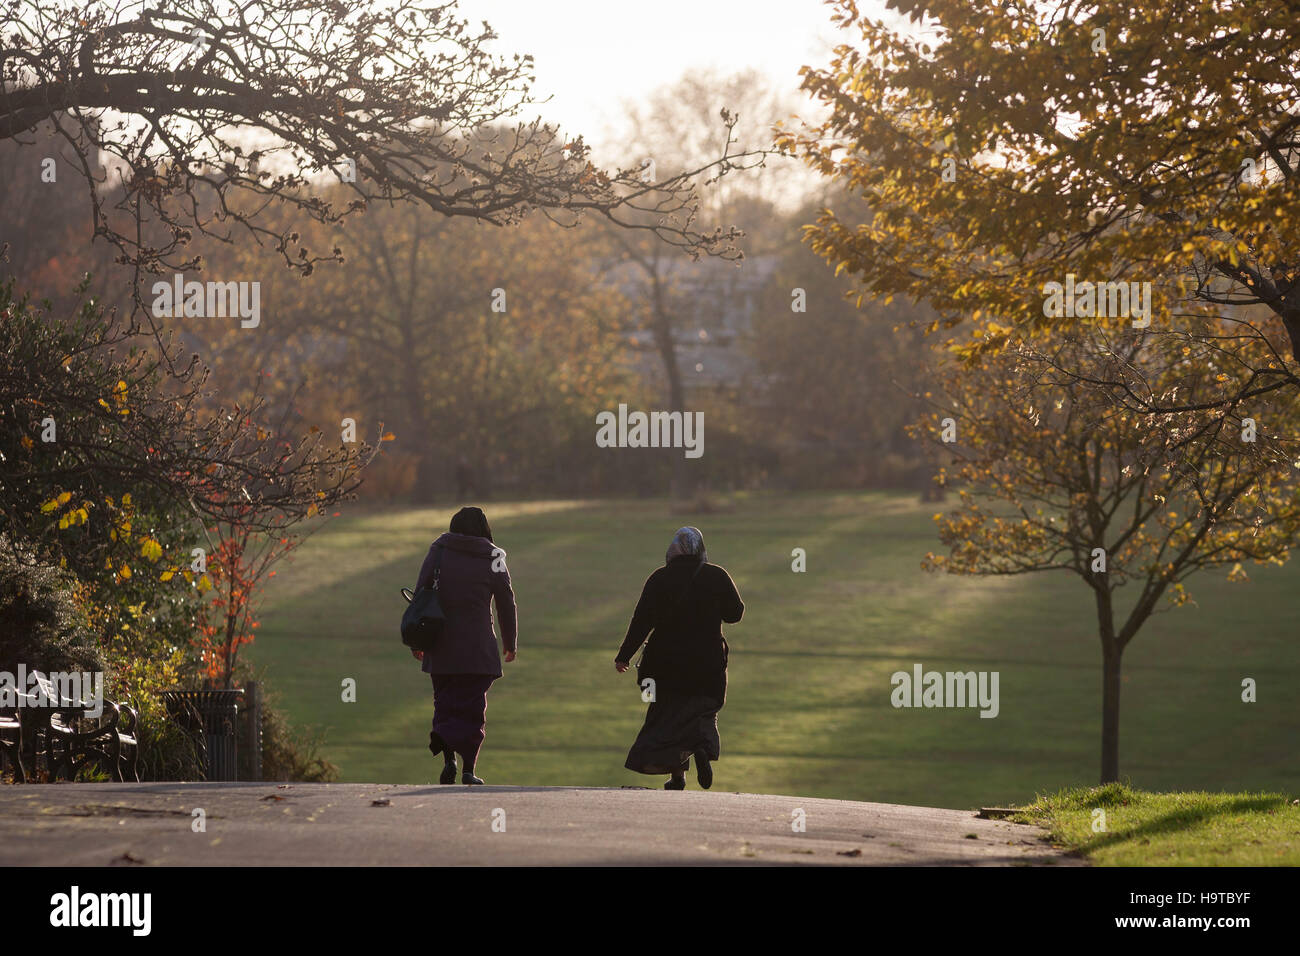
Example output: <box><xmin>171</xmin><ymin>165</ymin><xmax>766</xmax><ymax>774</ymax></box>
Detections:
<box><xmin>616</xmin><ymin>555</ymin><xmax>744</xmax><ymax>702</ymax></box>
<box><xmin>415</xmin><ymin>531</ymin><xmax>517</xmax><ymax>678</ymax></box>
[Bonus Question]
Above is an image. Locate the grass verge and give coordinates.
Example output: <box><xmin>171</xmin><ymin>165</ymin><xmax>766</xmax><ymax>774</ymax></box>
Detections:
<box><xmin>1012</xmin><ymin>783</ymin><xmax>1300</xmax><ymax>865</ymax></box>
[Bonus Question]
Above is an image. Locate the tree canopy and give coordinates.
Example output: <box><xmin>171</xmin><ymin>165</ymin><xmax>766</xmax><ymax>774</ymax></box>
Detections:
<box><xmin>781</xmin><ymin>0</ymin><xmax>1300</xmax><ymax>410</ymax></box>
<box><xmin>2</xmin><ymin>0</ymin><xmax>758</xmax><ymax>294</ymax></box>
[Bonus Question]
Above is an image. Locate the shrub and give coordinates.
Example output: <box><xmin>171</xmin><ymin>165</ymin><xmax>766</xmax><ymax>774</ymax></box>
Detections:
<box><xmin>0</xmin><ymin>535</ymin><xmax>101</xmax><ymax>674</ymax></box>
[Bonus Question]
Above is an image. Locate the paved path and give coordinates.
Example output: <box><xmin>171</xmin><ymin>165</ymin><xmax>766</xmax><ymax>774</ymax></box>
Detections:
<box><xmin>0</xmin><ymin>783</ymin><xmax>1083</xmax><ymax>866</ymax></box>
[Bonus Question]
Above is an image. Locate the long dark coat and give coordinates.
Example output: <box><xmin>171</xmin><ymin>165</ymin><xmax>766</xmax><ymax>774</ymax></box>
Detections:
<box><xmin>615</xmin><ymin>556</ymin><xmax>744</xmax><ymax>702</ymax></box>
<box><xmin>415</xmin><ymin>532</ymin><xmax>517</xmax><ymax>678</ymax></box>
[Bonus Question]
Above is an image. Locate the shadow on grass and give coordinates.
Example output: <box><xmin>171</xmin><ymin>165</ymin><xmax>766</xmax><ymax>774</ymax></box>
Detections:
<box><xmin>1081</xmin><ymin>795</ymin><xmax>1282</xmax><ymax>854</ymax></box>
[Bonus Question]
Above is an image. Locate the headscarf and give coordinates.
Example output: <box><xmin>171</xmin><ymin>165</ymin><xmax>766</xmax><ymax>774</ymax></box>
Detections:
<box><xmin>449</xmin><ymin>506</ymin><xmax>493</xmax><ymax>542</ymax></box>
<box><xmin>665</xmin><ymin>526</ymin><xmax>706</xmax><ymax>565</ymax></box>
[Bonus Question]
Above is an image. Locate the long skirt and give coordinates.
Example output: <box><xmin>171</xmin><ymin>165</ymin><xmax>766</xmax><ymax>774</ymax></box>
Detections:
<box><xmin>624</xmin><ymin>687</ymin><xmax>723</xmax><ymax>775</ymax></box>
<box><xmin>430</xmin><ymin>673</ymin><xmax>496</xmax><ymax>764</ymax></box>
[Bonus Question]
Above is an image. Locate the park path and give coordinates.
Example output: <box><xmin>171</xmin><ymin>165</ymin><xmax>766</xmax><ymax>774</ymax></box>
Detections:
<box><xmin>0</xmin><ymin>783</ymin><xmax>1083</xmax><ymax>866</ymax></box>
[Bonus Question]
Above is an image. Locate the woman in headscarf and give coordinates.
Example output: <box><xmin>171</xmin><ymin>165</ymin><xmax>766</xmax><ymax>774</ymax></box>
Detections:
<box><xmin>614</xmin><ymin>526</ymin><xmax>744</xmax><ymax>790</ymax></box>
<box><xmin>411</xmin><ymin>506</ymin><xmax>517</xmax><ymax>785</ymax></box>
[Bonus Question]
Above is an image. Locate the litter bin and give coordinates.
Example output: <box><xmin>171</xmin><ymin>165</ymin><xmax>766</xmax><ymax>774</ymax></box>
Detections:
<box><xmin>163</xmin><ymin>689</ymin><xmax>242</xmax><ymax>781</ymax></box>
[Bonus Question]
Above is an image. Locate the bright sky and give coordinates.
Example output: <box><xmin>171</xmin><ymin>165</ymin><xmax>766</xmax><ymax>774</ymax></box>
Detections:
<box><xmin>456</xmin><ymin>0</ymin><xmax>896</xmax><ymax>151</ymax></box>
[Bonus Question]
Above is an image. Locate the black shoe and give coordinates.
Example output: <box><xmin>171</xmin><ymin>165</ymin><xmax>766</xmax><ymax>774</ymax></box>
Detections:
<box><xmin>694</xmin><ymin>751</ymin><xmax>713</xmax><ymax>790</ymax></box>
<box><xmin>664</xmin><ymin>775</ymin><xmax>686</xmax><ymax>790</ymax></box>
<box><xmin>462</xmin><ymin>772</ymin><xmax>485</xmax><ymax>785</ymax></box>
<box><xmin>439</xmin><ymin>761</ymin><xmax>458</xmax><ymax>785</ymax></box>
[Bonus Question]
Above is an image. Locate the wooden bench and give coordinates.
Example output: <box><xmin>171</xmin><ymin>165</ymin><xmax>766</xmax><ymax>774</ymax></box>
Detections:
<box><xmin>17</xmin><ymin>672</ymin><xmax>139</xmax><ymax>783</ymax></box>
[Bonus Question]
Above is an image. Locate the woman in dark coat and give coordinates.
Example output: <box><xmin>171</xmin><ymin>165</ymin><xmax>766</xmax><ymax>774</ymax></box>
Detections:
<box><xmin>614</xmin><ymin>526</ymin><xmax>744</xmax><ymax>790</ymax></box>
<box><xmin>411</xmin><ymin>506</ymin><xmax>517</xmax><ymax>785</ymax></box>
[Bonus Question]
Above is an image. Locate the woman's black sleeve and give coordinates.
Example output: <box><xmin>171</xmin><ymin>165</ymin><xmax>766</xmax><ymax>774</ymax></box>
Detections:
<box><xmin>715</xmin><ymin>566</ymin><xmax>745</xmax><ymax>624</ymax></box>
<box><xmin>615</xmin><ymin>574</ymin><xmax>658</xmax><ymax>663</ymax></box>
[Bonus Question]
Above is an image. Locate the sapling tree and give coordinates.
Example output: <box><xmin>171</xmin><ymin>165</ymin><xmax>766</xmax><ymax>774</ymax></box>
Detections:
<box><xmin>920</xmin><ymin>328</ymin><xmax>1300</xmax><ymax>782</ymax></box>
<box><xmin>191</xmin><ymin>506</ymin><xmax>300</xmax><ymax>689</ymax></box>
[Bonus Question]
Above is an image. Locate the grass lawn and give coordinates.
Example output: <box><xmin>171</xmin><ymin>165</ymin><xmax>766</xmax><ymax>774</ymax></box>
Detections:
<box><xmin>249</xmin><ymin>490</ymin><xmax>1300</xmax><ymax>815</ymax></box>
<box><xmin>1013</xmin><ymin>784</ymin><xmax>1300</xmax><ymax>865</ymax></box>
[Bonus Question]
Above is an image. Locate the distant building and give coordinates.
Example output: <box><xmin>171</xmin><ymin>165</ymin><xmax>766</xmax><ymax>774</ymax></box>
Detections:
<box><xmin>605</xmin><ymin>252</ymin><xmax>780</xmax><ymax>395</ymax></box>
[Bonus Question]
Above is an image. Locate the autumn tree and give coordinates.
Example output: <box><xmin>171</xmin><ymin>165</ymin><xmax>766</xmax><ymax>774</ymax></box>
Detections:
<box><xmin>781</xmin><ymin>0</ymin><xmax>1300</xmax><ymax>412</ymax></box>
<box><xmin>189</xmin><ymin>189</ymin><xmax>632</xmax><ymax>501</ymax></box>
<box><xmin>0</xmin><ymin>118</ymin><xmax>119</xmax><ymax>307</ymax></box>
<box><xmin>0</xmin><ymin>276</ymin><xmax>374</xmax><ymax>640</ymax></box>
<box><xmin>920</xmin><ymin>327</ymin><xmax>1300</xmax><ymax>783</ymax></box>
<box><xmin>0</xmin><ymin>278</ymin><xmax>370</xmax><ymax>529</ymax></box>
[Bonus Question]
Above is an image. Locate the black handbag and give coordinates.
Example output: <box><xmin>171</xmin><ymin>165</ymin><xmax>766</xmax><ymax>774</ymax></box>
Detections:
<box><xmin>400</xmin><ymin>546</ymin><xmax>445</xmax><ymax>653</ymax></box>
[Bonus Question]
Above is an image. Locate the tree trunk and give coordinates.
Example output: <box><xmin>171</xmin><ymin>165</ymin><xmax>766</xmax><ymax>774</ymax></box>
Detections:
<box><xmin>1093</xmin><ymin>583</ymin><xmax>1123</xmax><ymax>785</ymax></box>
<box><xmin>667</xmin><ymin>369</ymin><xmax>690</xmax><ymax>503</ymax></box>
<box><xmin>651</xmin><ymin>297</ymin><xmax>691</xmax><ymax>503</ymax></box>
<box><xmin>402</xmin><ymin>335</ymin><xmax>439</xmax><ymax>504</ymax></box>
<box><xmin>1100</xmin><ymin>646</ymin><xmax>1122</xmax><ymax>783</ymax></box>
